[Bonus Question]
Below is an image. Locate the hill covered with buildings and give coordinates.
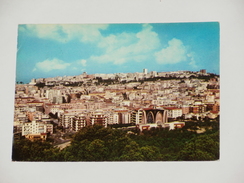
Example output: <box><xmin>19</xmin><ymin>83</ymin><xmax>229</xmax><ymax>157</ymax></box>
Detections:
<box><xmin>12</xmin><ymin>69</ymin><xmax>220</xmax><ymax>161</ymax></box>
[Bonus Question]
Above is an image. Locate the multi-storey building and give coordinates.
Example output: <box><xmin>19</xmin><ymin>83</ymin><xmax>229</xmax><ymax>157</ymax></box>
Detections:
<box><xmin>14</xmin><ymin>70</ymin><xmax>220</xmax><ymax>137</ymax></box>
<box><xmin>90</xmin><ymin>111</ymin><xmax>108</xmax><ymax>127</ymax></box>
<box><xmin>165</xmin><ymin>107</ymin><xmax>183</xmax><ymax>118</ymax></box>
<box><xmin>182</xmin><ymin>105</ymin><xmax>190</xmax><ymax>114</ymax></box>
<box><xmin>112</xmin><ymin>109</ymin><xmax>131</xmax><ymax>124</ymax></box>
<box><xmin>130</xmin><ymin>109</ymin><xmax>144</xmax><ymax>124</ymax></box>
<box><xmin>60</xmin><ymin>113</ymin><xmax>76</xmax><ymax>129</ymax></box>
<box><xmin>21</xmin><ymin>120</ymin><xmax>53</xmax><ymax>141</ymax></box>
<box><xmin>72</xmin><ymin>115</ymin><xmax>86</xmax><ymax>131</ymax></box>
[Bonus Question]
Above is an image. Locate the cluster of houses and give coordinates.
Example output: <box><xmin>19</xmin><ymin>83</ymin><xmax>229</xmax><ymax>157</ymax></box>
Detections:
<box><xmin>13</xmin><ymin>69</ymin><xmax>219</xmax><ymax>141</ymax></box>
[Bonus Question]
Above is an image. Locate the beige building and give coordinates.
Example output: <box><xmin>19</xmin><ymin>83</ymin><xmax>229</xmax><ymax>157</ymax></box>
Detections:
<box><xmin>21</xmin><ymin>120</ymin><xmax>53</xmax><ymax>139</ymax></box>
<box><xmin>165</xmin><ymin>107</ymin><xmax>183</xmax><ymax>118</ymax></box>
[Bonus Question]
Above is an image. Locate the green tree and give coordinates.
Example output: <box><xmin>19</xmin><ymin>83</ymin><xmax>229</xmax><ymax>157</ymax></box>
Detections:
<box><xmin>119</xmin><ymin>141</ymin><xmax>144</xmax><ymax>161</ymax></box>
<box><xmin>12</xmin><ymin>139</ymin><xmax>60</xmax><ymax>161</ymax></box>
<box><xmin>86</xmin><ymin>139</ymin><xmax>108</xmax><ymax>161</ymax></box>
<box><xmin>177</xmin><ymin>131</ymin><xmax>219</xmax><ymax>161</ymax></box>
<box><xmin>140</xmin><ymin>145</ymin><xmax>160</xmax><ymax>161</ymax></box>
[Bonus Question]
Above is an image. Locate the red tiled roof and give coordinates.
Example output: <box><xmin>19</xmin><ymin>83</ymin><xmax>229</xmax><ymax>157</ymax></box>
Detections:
<box><xmin>142</xmin><ymin>108</ymin><xmax>154</xmax><ymax>110</ymax></box>
<box><xmin>114</xmin><ymin>110</ymin><xmax>128</xmax><ymax>112</ymax></box>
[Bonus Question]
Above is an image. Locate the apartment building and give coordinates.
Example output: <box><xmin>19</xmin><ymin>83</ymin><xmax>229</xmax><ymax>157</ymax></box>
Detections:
<box><xmin>21</xmin><ymin>120</ymin><xmax>53</xmax><ymax>139</ymax></box>
<box><xmin>165</xmin><ymin>107</ymin><xmax>183</xmax><ymax>118</ymax></box>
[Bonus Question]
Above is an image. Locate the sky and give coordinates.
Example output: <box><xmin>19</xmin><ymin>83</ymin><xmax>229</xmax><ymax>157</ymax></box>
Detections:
<box><xmin>16</xmin><ymin>22</ymin><xmax>219</xmax><ymax>83</ymax></box>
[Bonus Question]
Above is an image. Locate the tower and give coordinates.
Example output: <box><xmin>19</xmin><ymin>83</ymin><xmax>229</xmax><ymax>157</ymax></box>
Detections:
<box><xmin>143</xmin><ymin>69</ymin><xmax>148</xmax><ymax>74</ymax></box>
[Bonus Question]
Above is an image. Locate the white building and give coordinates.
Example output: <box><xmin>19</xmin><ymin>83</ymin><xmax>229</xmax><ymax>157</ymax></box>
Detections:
<box><xmin>22</xmin><ymin>120</ymin><xmax>53</xmax><ymax>136</ymax></box>
<box><xmin>143</xmin><ymin>69</ymin><xmax>148</xmax><ymax>74</ymax></box>
<box><xmin>165</xmin><ymin>107</ymin><xmax>183</xmax><ymax>118</ymax></box>
<box><xmin>130</xmin><ymin>109</ymin><xmax>144</xmax><ymax>124</ymax></box>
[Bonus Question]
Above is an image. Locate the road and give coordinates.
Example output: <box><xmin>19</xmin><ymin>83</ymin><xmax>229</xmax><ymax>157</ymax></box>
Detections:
<box><xmin>55</xmin><ymin>140</ymin><xmax>71</xmax><ymax>150</ymax></box>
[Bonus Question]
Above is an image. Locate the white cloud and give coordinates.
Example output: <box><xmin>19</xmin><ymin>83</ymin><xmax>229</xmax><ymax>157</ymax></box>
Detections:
<box><xmin>97</xmin><ymin>32</ymin><xmax>137</xmax><ymax>53</ymax></box>
<box><xmin>134</xmin><ymin>24</ymin><xmax>160</xmax><ymax>53</ymax></box>
<box><xmin>187</xmin><ymin>53</ymin><xmax>198</xmax><ymax>68</ymax></box>
<box><xmin>78</xmin><ymin>59</ymin><xmax>87</xmax><ymax>67</ymax></box>
<box><xmin>154</xmin><ymin>38</ymin><xmax>188</xmax><ymax>64</ymax></box>
<box><xmin>22</xmin><ymin>24</ymin><xmax>161</xmax><ymax>66</ymax></box>
<box><xmin>90</xmin><ymin>24</ymin><xmax>160</xmax><ymax>65</ymax></box>
<box><xmin>21</xmin><ymin>24</ymin><xmax>109</xmax><ymax>43</ymax></box>
<box><xmin>34</xmin><ymin>58</ymin><xmax>70</xmax><ymax>72</ymax></box>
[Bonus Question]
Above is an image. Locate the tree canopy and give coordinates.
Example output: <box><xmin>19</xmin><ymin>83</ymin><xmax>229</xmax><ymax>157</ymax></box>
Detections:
<box><xmin>12</xmin><ymin>121</ymin><xmax>219</xmax><ymax>161</ymax></box>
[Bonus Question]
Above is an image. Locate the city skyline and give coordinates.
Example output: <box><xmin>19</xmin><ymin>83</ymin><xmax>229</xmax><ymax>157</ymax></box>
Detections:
<box><xmin>16</xmin><ymin>22</ymin><xmax>219</xmax><ymax>83</ymax></box>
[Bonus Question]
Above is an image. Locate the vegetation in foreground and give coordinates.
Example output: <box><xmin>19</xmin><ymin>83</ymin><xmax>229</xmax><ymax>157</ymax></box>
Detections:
<box><xmin>12</xmin><ymin>121</ymin><xmax>219</xmax><ymax>161</ymax></box>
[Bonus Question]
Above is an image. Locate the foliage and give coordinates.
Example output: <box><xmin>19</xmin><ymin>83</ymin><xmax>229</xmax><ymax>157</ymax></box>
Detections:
<box><xmin>12</xmin><ymin>122</ymin><xmax>219</xmax><ymax>161</ymax></box>
<box><xmin>12</xmin><ymin>139</ymin><xmax>61</xmax><ymax>161</ymax></box>
<box><xmin>177</xmin><ymin>131</ymin><xmax>219</xmax><ymax>161</ymax></box>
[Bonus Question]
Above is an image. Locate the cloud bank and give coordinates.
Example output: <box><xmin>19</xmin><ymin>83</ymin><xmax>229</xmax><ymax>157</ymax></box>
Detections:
<box><xmin>20</xmin><ymin>24</ymin><xmax>109</xmax><ymax>43</ymax></box>
<box><xmin>24</xmin><ymin>24</ymin><xmax>198</xmax><ymax>73</ymax></box>
<box><xmin>34</xmin><ymin>58</ymin><xmax>70</xmax><ymax>72</ymax></box>
<box><xmin>154</xmin><ymin>38</ymin><xmax>188</xmax><ymax>64</ymax></box>
<box><xmin>90</xmin><ymin>24</ymin><xmax>160</xmax><ymax>65</ymax></box>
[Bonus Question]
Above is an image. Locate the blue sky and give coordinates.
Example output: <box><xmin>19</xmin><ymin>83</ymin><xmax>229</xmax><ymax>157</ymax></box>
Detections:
<box><xmin>16</xmin><ymin>22</ymin><xmax>219</xmax><ymax>83</ymax></box>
